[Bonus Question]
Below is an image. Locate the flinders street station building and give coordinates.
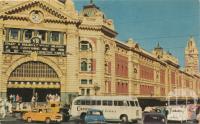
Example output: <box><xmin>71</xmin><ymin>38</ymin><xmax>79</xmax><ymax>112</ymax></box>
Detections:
<box><xmin>0</xmin><ymin>0</ymin><xmax>199</xmax><ymax>104</ymax></box>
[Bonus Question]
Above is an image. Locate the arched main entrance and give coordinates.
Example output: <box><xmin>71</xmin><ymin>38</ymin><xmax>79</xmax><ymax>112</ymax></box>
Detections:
<box><xmin>7</xmin><ymin>61</ymin><xmax>61</xmax><ymax>102</ymax></box>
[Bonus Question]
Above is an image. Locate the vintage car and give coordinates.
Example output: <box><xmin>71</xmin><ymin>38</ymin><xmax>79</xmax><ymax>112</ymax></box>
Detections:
<box><xmin>84</xmin><ymin>109</ymin><xmax>106</xmax><ymax>124</ymax></box>
<box><xmin>142</xmin><ymin>112</ymin><xmax>167</xmax><ymax>124</ymax></box>
<box><xmin>22</xmin><ymin>107</ymin><xmax>62</xmax><ymax>124</ymax></box>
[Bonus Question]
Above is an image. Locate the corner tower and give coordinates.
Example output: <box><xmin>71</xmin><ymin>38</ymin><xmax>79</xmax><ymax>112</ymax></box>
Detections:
<box><xmin>185</xmin><ymin>36</ymin><xmax>199</xmax><ymax>74</ymax></box>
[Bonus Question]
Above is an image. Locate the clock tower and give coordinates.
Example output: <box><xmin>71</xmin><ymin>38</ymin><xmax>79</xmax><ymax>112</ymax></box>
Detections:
<box><xmin>185</xmin><ymin>36</ymin><xmax>199</xmax><ymax>74</ymax></box>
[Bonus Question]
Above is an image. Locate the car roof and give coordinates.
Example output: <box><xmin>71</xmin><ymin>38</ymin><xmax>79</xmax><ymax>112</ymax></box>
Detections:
<box><xmin>143</xmin><ymin>112</ymin><xmax>165</xmax><ymax>116</ymax></box>
<box><xmin>87</xmin><ymin>109</ymin><xmax>103</xmax><ymax>112</ymax></box>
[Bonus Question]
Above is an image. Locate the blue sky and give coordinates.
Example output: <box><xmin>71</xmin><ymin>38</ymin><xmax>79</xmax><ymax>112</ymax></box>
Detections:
<box><xmin>73</xmin><ymin>0</ymin><xmax>200</xmax><ymax>67</ymax></box>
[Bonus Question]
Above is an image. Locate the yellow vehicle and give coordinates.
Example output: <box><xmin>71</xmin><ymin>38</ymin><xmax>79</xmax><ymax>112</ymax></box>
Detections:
<box><xmin>22</xmin><ymin>107</ymin><xmax>62</xmax><ymax>124</ymax></box>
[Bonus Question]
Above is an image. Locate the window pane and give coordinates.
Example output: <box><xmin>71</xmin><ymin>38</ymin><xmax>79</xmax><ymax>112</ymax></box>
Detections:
<box><xmin>81</xmin><ymin>61</ymin><xmax>87</xmax><ymax>71</ymax></box>
<box><xmin>86</xmin><ymin>89</ymin><xmax>90</xmax><ymax>95</ymax></box>
<box><xmin>75</xmin><ymin>100</ymin><xmax>81</xmax><ymax>105</ymax></box>
<box><xmin>81</xmin><ymin>89</ymin><xmax>85</xmax><ymax>95</ymax></box>
<box><xmin>114</xmin><ymin>101</ymin><xmax>118</xmax><ymax>106</ymax></box>
<box><xmin>38</xmin><ymin>30</ymin><xmax>46</xmax><ymax>41</ymax></box>
<box><xmin>81</xmin><ymin>100</ymin><xmax>85</xmax><ymax>105</ymax></box>
<box><xmin>91</xmin><ymin>100</ymin><xmax>96</xmax><ymax>105</ymax></box>
<box><xmin>89</xmin><ymin>79</ymin><xmax>93</xmax><ymax>84</ymax></box>
<box><xmin>97</xmin><ymin>100</ymin><xmax>101</xmax><ymax>105</ymax></box>
<box><xmin>81</xmin><ymin>79</ymin><xmax>87</xmax><ymax>84</ymax></box>
<box><xmin>25</xmin><ymin>30</ymin><xmax>32</xmax><ymax>40</ymax></box>
<box><xmin>86</xmin><ymin>100</ymin><xmax>90</xmax><ymax>105</ymax></box>
<box><xmin>10</xmin><ymin>29</ymin><xmax>18</xmax><ymax>40</ymax></box>
<box><xmin>51</xmin><ymin>32</ymin><xmax>59</xmax><ymax>42</ymax></box>
<box><xmin>103</xmin><ymin>100</ymin><xmax>107</xmax><ymax>106</ymax></box>
<box><xmin>118</xmin><ymin>101</ymin><xmax>123</xmax><ymax>106</ymax></box>
<box><xmin>108</xmin><ymin>101</ymin><xmax>113</xmax><ymax>106</ymax></box>
<box><xmin>130</xmin><ymin>101</ymin><xmax>135</xmax><ymax>106</ymax></box>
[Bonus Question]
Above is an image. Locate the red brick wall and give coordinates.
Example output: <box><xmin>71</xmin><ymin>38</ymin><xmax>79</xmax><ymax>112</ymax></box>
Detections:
<box><xmin>116</xmin><ymin>82</ymin><xmax>128</xmax><ymax>94</ymax></box>
<box><xmin>160</xmin><ymin>87</ymin><xmax>165</xmax><ymax>96</ymax></box>
<box><xmin>140</xmin><ymin>85</ymin><xmax>154</xmax><ymax>95</ymax></box>
<box><xmin>115</xmin><ymin>54</ymin><xmax>128</xmax><ymax>78</ymax></box>
<box><xmin>160</xmin><ymin>69</ymin><xmax>165</xmax><ymax>84</ymax></box>
<box><xmin>171</xmin><ymin>71</ymin><xmax>175</xmax><ymax>84</ymax></box>
<box><xmin>179</xmin><ymin>76</ymin><xmax>182</xmax><ymax>87</ymax></box>
<box><xmin>139</xmin><ymin>65</ymin><xmax>154</xmax><ymax>80</ymax></box>
<box><xmin>91</xmin><ymin>59</ymin><xmax>96</xmax><ymax>72</ymax></box>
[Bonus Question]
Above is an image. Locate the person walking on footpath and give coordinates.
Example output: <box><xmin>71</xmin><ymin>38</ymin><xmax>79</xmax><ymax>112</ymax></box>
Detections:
<box><xmin>1</xmin><ymin>98</ymin><xmax>6</xmax><ymax>118</ymax></box>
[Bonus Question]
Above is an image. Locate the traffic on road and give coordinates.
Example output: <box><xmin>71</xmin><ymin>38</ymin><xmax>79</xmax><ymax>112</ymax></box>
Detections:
<box><xmin>0</xmin><ymin>96</ymin><xmax>200</xmax><ymax>124</ymax></box>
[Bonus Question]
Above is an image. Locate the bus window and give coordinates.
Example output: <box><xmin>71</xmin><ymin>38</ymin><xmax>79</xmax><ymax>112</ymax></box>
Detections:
<box><xmin>126</xmin><ymin>101</ymin><xmax>130</xmax><ymax>106</ymax></box>
<box><xmin>118</xmin><ymin>101</ymin><xmax>123</xmax><ymax>106</ymax></box>
<box><xmin>81</xmin><ymin>100</ymin><xmax>86</xmax><ymax>105</ymax></box>
<box><xmin>108</xmin><ymin>101</ymin><xmax>113</xmax><ymax>106</ymax></box>
<box><xmin>97</xmin><ymin>100</ymin><xmax>101</xmax><ymax>105</ymax></box>
<box><xmin>103</xmin><ymin>100</ymin><xmax>108</xmax><ymax>106</ymax></box>
<box><xmin>134</xmin><ymin>101</ymin><xmax>139</xmax><ymax>106</ymax></box>
<box><xmin>91</xmin><ymin>100</ymin><xmax>96</xmax><ymax>105</ymax></box>
<box><xmin>86</xmin><ymin>100</ymin><xmax>90</xmax><ymax>105</ymax></box>
<box><xmin>114</xmin><ymin>101</ymin><xmax>118</xmax><ymax>106</ymax></box>
<box><xmin>74</xmin><ymin>100</ymin><xmax>81</xmax><ymax>105</ymax></box>
<box><xmin>123</xmin><ymin>101</ymin><xmax>128</xmax><ymax>106</ymax></box>
<box><xmin>130</xmin><ymin>101</ymin><xmax>135</xmax><ymax>106</ymax></box>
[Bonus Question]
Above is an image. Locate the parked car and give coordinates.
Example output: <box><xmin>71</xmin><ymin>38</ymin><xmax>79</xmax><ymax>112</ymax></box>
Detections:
<box><xmin>142</xmin><ymin>112</ymin><xmax>167</xmax><ymax>124</ymax></box>
<box><xmin>84</xmin><ymin>109</ymin><xmax>106</xmax><ymax>124</ymax></box>
<box><xmin>22</xmin><ymin>108</ymin><xmax>62</xmax><ymax>124</ymax></box>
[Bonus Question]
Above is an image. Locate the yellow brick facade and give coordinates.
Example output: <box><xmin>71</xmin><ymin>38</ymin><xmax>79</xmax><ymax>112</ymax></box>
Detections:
<box><xmin>0</xmin><ymin>0</ymin><xmax>199</xmax><ymax>104</ymax></box>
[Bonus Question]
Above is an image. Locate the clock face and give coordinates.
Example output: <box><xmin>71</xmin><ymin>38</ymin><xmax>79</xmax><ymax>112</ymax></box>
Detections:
<box><xmin>30</xmin><ymin>10</ymin><xmax>43</xmax><ymax>23</ymax></box>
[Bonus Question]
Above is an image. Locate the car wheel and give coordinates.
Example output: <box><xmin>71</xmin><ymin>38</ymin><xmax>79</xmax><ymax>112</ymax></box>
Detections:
<box><xmin>27</xmin><ymin>117</ymin><xmax>32</xmax><ymax>123</ymax></box>
<box><xmin>120</xmin><ymin>115</ymin><xmax>128</xmax><ymax>124</ymax></box>
<box><xmin>45</xmin><ymin>118</ymin><xmax>51</xmax><ymax>124</ymax></box>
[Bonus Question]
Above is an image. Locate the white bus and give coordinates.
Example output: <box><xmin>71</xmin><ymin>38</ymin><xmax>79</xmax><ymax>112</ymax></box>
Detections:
<box><xmin>71</xmin><ymin>96</ymin><xmax>142</xmax><ymax>123</ymax></box>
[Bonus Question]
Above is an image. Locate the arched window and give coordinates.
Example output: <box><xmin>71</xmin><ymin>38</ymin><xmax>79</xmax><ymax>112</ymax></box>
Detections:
<box><xmin>80</xmin><ymin>58</ymin><xmax>93</xmax><ymax>72</ymax></box>
<box><xmin>80</xmin><ymin>41</ymin><xmax>92</xmax><ymax>51</ymax></box>
<box><xmin>81</xmin><ymin>60</ymin><xmax>88</xmax><ymax>71</ymax></box>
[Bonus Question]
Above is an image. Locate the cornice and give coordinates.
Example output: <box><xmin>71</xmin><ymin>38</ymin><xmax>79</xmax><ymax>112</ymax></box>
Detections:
<box><xmin>0</xmin><ymin>0</ymin><xmax>80</xmax><ymax>24</ymax></box>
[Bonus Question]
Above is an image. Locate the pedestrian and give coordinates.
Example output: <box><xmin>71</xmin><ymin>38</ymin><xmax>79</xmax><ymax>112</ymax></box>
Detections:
<box><xmin>13</xmin><ymin>94</ymin><xmax>16</xmax><ymax>103</ymax></box>
<box><xmin>31</xmin><ymin>95</ymin><xmax>36</xmax><ymax>108</ymax></box>
<box><xmin>16</xmin><ymin>94</ymin><xmax>20</xmax><ymax>103</ymax></box>
<box><xmin>1</xmin><ymin>98</ymin><xmax>6</xmax><ymax>118</ymax></box>
<box><xmin>8</xmin><ymin>100</ymin><xmax>12</xmax><ymax>114</ymax></box>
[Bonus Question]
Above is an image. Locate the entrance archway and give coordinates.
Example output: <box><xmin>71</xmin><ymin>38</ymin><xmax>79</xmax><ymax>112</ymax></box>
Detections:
<box><xmin>7</xmin><ymin>61</ymin><xmax>61</xmax><ymax>102</ymax></box>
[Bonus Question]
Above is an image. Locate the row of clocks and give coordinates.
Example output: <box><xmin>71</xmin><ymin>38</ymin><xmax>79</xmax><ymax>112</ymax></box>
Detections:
<box><xmin>29</xmin><ymin>10</ymin><xmax>43</xmax><ymax>23</ymax></box>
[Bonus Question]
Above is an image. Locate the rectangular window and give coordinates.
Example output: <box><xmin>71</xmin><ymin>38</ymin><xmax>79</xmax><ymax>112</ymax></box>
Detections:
<box><xmin>81</xmin><ymin>79</ymin><xmax>87</xmax><ymax>84</ymax></box>
<box><xmin>129</xmin><ymin>101</ymin><xmax>135</xmax><ymax>106</ymax></box>
<box><xmin>97</xmin><ymin>100</ymin><xmax>101</xmax><ymax>105</ymax></box>
<box><xmin>25</xmin><ymin>30</ymin><xmax>32</xmax><ymax>41</ymax></box>
<box><xmin>86</xmin><ymin>89</ymin><xmax>90</xmax><ymax>95</ymax></box>
<box><xmin>51</xmin><ymin>32</ymin><xmax>59</xmax><ymax>42</ymax></box>
<box><xmin>38</xmin><ymin>30</ymin><xmax>46</xmax><ymax>41</ymax></box>
<box><xmin>102</xmin><ymin>100</ymin><xmax>107</xmax><ymax>106</ymax></box>
<box><xmin>91</xmin><ymin>100</ymin><xmax>96</xmax><ymax>105</ymax></box>
<box><xmin>86</xmin><ymin>100</ymin><xmax>90</xmax><ymax>105</ymax></box>
<box><xmin>10</xmin><ymin>29</ymin><xmax>19</xmax><ymax>40</ymax></box>
<box><xmin>89</xmin><ymin>79</ymin><xmax>93</xmax><ymax>84</ymax></box>
<box><xmin>107</xmin><ymin>101</ymin><xmax>113</xmax><ymax>106</ymax></box>
<box><xmin>81</xmin><ymin>100</ymin><xmax>85</xmax><ymax>105</ymax></box>
<box><xmin>81</xmin><ymin>89</ymin><xmax>85</xmax><ymax>95</ymax></box>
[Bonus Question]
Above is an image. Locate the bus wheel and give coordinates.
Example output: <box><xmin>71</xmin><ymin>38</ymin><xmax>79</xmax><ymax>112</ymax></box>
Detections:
<box><xmin>120</xmin><ymin>115</ymin><xmax>128</xmax><ymax>123</ymax></box>
<box><xmin>80</xmin><ymin>113</ymin><xmax>86</xmax><ymax>120</ymax></box>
